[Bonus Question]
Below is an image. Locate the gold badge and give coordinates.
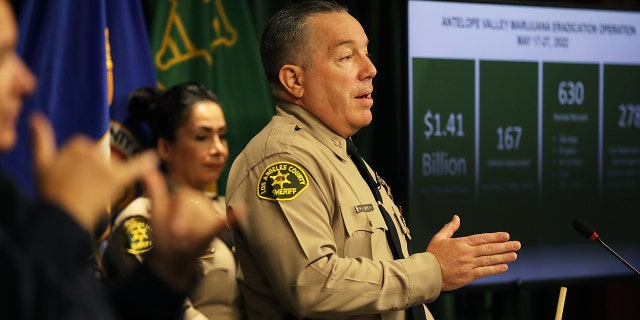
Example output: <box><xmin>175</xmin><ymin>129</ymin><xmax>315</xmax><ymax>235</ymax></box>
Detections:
<box><xmin>122</xmin><ymin>216</ymin><xmax>153</xmax><ymax>255</ymax></box>
<box><xmin>257</xmin><ymin>161</ymin><xmax>309</xmax><ymax>201</ymax></box>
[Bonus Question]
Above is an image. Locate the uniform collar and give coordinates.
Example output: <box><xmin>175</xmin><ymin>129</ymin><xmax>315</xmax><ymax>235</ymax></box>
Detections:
<box><xmin>275</xmin><ymin>101</ymin><xmax>349</xmax><ymax>162</ymax></box>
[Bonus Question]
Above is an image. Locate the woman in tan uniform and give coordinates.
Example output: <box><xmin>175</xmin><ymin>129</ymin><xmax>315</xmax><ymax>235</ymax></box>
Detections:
<box><xmin>103</xmin><ymin>82</ymin><xmax>241</xmax><ymax>320</ymax></box>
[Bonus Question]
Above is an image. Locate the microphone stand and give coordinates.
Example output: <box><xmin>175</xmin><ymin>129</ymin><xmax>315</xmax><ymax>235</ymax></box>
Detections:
<box><xmin>596</xmin><ymin>237</ymin><xmax>640</xmax><ymax>277</ymax></box>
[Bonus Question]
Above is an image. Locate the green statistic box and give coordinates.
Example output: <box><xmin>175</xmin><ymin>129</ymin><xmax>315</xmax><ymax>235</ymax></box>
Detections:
<box><xmin>479</xmin><ymin>61</ymin><xmax>538</xmax><ymax>198</ymax></box>
<box><xmin>477</xmin><ymin>61</ymin><xmax>539</xmax><ymax>241</ymax></box>
<box><xmin>603</xmin><ymin>65</ymin><xmax>640</xmax><ymax>199</ymax></box>
<box><xmin>542</xmin><ymin>63</ymin><xmax>599</xmax><ymax>197</ymax></box>
<box><xmin>410</xmin><ymin>58</ymin><xmax>475</xmax><ymax>248</ymax></box>
<box><xmin>541</xmin><ymin>63</ymin><xmax>600</xmax><ymax>240</ymax></box>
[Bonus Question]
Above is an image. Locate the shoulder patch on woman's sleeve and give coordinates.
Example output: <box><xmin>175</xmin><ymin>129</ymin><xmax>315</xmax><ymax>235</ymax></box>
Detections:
<box><xmin>256</xmin><ymin>161</ymin><xmax>309</xmax><ymax>201</ymax></box>
<box><xmin>122</xmin><ymin>216</ymin><xmax>153</xmax><ymax>255</ymax></box>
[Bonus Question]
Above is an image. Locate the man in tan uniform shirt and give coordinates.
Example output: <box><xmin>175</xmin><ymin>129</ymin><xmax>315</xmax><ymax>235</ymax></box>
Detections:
<box><xmin>225</xmin><ymin>1</ymin><xmax>521</xmax><ymax>319</ymax></box>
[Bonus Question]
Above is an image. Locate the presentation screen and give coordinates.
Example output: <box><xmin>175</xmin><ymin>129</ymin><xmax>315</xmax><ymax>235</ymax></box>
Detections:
<box><xmin>408</xmin><ymin>0</ymin><xmax>640</xmax><ymax>285</ymax></box>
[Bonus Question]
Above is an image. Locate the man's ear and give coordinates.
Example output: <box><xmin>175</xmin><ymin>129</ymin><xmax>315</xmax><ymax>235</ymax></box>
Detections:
<box><xmin>278</xmin><ymin>64</ymin><xmax>304</xmax><ymax>98</ymax></box>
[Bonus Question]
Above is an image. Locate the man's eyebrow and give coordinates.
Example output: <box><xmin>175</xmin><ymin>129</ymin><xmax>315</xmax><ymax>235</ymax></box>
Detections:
<box><xmin>335</xmin><ymin>39</ymin><xmax>355</xmax><ymax>47</ymax></box>
<box><xmin>333</xmin><ymin>39</ymin><xmax>369</xmax><ymax>49</ymax></box>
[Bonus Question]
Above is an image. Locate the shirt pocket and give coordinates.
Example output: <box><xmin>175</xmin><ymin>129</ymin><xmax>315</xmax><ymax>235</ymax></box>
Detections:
<box><xmin>340</xmin><ymin>203</ymin><xmax>387</xmax><ymax>258</ymax></box>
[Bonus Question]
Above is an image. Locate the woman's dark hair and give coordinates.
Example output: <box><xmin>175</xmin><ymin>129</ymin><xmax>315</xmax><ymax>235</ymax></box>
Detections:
<box><xmin>152</xmin><ymin>82</ymin><xmax>220</xmax><ymax>143</ymax></box>
<box><xmin>128</xmin><ymin>82</ymin><xmax>220</xmax><ymax>144</ymax></box>
<box><xmin>260</xmin><ymin>0</ymin><xmax>346</xmax><ymax>94</ymax></box>
<box><xmin>123</xmin><ymin>87</ymin><xmax>160</xmax><ymax>150</ymax></box>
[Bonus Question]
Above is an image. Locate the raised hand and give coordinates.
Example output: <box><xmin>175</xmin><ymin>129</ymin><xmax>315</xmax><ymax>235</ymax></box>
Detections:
<box><xmin>141</xmin><ymin>170</ymin><xmax>242</xmax><ymax>290</ymax></box>
<box><xmin>29</xmin><ymin>112</ymin><xmax>159</xmax><ymax>232</ymax></box>
<box><xmin>426</xmin><ymin>215</ymin><xmax>521</xmax><ymax>291</ymax></box>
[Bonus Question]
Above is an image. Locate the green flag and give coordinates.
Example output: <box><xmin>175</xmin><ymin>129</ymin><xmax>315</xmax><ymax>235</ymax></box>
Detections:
<box><xmin>150</xmin><ymin>0</ymin><xmax>273</xmax><ymax>194</ymax></box>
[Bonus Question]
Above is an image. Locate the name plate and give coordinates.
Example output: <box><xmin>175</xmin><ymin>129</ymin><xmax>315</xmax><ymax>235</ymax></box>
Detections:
<box><xmin>354</xmin><ymin>204</ymin><xmax>374</xmax><ymax>213</ymax></box>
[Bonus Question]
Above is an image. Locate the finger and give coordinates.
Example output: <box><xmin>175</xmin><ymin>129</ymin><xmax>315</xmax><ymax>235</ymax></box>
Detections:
<box><xmin>474</xmin><ymin>263</ymin><xmax>510</xmax><ymax>279</ymax></box>
<box><xmin>226</xmin><ymin>204</ymin><xmax>247</xmax><ymax>226</ymax></box>
<box><xmin>113</xmin><ymin>150</ymin><xmax>159</xmax><ymax>188</ymax></box>
<box><xmin>431</xmin><ymin>214</ymin><xmax>460</xmax><ymax>241</ymax></box>
<box><xmin>29</xmin><ymin>112</ymin><xmax>57</xmax><ymax>173</ymax></box>
<box><xmin>484</xmin><ymin>251</ymin><xmax>518</xmax><ymax>267</ymax></box>
<box><xmin>209</xmin><ymin>213</ymin><xmax>230</xmax><ymax>236</ymax></box>
<box><xmin>486</xmin><ymin>241</ymin><xmax>522</xmax><ymax>255</ymax></box>
<box><xmin>142</xmin><ymin>169</ymin><xmax>168</xmax><ymax>221</ymax></box>
<box><xmin>466</xmin><ymin>232</ymin><xmax>511</xmax><ymax>246</ymax></box>
<box><xmin>170</xmin><ymin>187</ymin><xmax>205</xmax><ymax>236</ymax></box>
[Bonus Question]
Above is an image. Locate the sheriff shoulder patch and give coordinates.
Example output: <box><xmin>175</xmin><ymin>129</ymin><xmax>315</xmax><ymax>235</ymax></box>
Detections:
<box><xmin>257</xmin><ymin>161</ymin><xmax>309</xmax><ymax>201</ymax></box>
<box><xmin>122</xmin><ymin>216</ymin><xmax>153</xmax><ymax>255</ymax></box>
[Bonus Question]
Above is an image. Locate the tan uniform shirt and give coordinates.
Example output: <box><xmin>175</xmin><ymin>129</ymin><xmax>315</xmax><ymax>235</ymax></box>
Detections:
<box><xmin>226</xmin><ymin>102</ymin><xmax>441</xmax><ymax>320</ymax></box>
<box><xmin>109</xmin><ymin>195</ymin><xmax>240</xmax><ymax>320</ymax></box>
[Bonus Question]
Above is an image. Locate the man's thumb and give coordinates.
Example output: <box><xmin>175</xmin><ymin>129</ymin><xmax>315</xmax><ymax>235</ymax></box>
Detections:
<box><xmin>432</xmin><ymin>214</ymin><xmax>460</xmax><ymax>240</ymax></box>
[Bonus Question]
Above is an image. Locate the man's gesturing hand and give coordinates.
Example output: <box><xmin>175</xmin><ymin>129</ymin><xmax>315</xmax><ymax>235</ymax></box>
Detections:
<box><xmin>30</xmin><ymin>112</ymin><xmax>158</xmax><ymax>232</ymax></box>
<box><xmin>426</xmin><ymin>215</ymin><xmax>521</xmax><ymax>291</ymax></box>
<box><xmin>142</xmin><ymin>170</ymin><xmax>243</xmax><ymax>291</ymax></box>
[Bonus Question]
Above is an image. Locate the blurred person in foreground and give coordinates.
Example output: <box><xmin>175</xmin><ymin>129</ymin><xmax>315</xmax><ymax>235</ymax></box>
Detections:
<box><xmin>103</xmin><ymin>83</ymin><xmax>242</xmax><ymax>320</ymax></box>
<box><xmin>0</xmin><ymin>1</ymin><xmax>239</xmax><ymax>318</ymax></box>
<box><xmin>225</xmin><ymin>1</ymin><xmax>521</xmax><ymax>319</ymax></box>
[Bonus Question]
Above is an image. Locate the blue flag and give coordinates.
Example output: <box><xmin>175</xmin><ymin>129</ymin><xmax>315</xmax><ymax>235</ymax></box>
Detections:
<box><xmin>107</xmin><ymin>0</ymin><xmax>156</xmax><ymax>126</ymax></box>
<box><xmin>0</xmin><ymin>0</ymin><xmax>156</xmax><ymax>208</ymax></box>
<box><xmin>0</xmin><ymin>0</ymin><xmax>109</xmax><ymax>199</ymax></box>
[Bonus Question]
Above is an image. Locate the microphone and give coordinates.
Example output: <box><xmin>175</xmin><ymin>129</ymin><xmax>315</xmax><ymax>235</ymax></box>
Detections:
<box><xmin>572</xmin><ymin>219</ymin><xmax>640</xmax><ymax>277</ymax></box>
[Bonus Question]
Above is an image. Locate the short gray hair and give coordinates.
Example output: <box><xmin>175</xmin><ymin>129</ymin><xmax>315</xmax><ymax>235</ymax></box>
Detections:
<box><xmin>260</xmin><ymin>0</ymin><xmax>347</xmax><ymax>95</ymax></box>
